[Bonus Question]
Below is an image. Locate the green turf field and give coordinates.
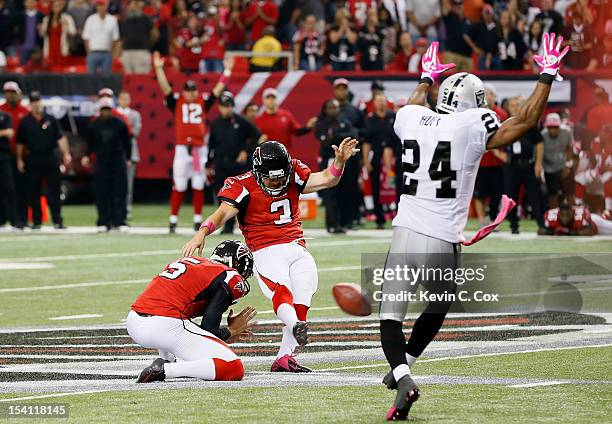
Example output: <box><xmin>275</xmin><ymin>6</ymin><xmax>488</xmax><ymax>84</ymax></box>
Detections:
<box><xmin>0</xmin><ymin>204</ymin><xmax>611</xmax><ymax>423</ymax></box>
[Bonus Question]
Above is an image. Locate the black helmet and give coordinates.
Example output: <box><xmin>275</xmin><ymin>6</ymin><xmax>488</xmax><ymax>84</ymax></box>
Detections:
<box><xmin>210</xmin><ymin>240</ymin><xmax>254</xmax><ymax>281</ymax></box>
<box><xmin>252</xmin><ymin>141</ymin><xmax>293</xmax><ymax>197</ymax></box>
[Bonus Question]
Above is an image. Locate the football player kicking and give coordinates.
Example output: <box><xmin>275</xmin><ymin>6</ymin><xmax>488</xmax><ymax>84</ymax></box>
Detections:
<box><xmin>181</xmin><ymin>138</ymin><xmax>359</xmax><ymax>372</ymax></box>
<box><xmin>127</xmin><ymin>240</ymin><xmax>256</xmax><ymax>382</ymax></box>
<box><xmin>380</xmin><ymin>33</ymin><xmax>569</xmax><ymax>420</ymax></box>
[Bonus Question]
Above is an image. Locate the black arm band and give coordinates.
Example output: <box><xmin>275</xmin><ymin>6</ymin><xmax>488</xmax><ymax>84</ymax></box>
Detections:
<box><xmin>419</xmin><ymin>77</ymin><xmax>434</xmax><ymax>85</ymax></box>
<box><xmin>538</xmin><ymin>74</ymin><xmax>554</xmax><ymax>85</ymax></box>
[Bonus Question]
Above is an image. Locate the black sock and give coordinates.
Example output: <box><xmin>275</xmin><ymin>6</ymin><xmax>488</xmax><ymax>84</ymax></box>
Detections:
<box><xmin>380</xmin><ymin>319</ymin><xmax>407</xmax><ymax>369</ymax></box>
<box><xmin>405</xmin><ymin>304</ymin><xmax>451</xmax><ymax>357</ymax></box>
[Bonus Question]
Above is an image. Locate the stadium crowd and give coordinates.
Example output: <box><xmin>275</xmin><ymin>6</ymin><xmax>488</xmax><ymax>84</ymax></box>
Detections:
<box><xmin>0</xmin><ymin>0</ymin><xmax>610</xmax><ymax>73</ymax></box>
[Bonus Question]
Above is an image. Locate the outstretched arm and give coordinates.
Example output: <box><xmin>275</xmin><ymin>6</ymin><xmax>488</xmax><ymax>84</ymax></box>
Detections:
<box><xmin>303</xmin><ymin>137</ymin><xmax>359</xmax><ymax>194</ymax></box>
<box><xmin>487</xmin><ymin>33</ymin><xmax>569</xmax><ymax>150</ymax></box>
<box><xmin>407</xmin><ymin>41</ymin><xmax>455</xmax><ymax>106</ymax></box>
<box><xmin>153</xmin><ymin>52</ymin><xmax>172</xmax><ymax>96</ymax></box>
<box><xmin>181</xmin><ymin>202</ymin><xmax>239</xmax><ymax>257</ymax></box>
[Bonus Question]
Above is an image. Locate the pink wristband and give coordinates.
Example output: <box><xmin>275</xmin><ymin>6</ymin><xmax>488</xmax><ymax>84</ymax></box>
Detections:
<box><xmin>218</xmin><ymin>74</ymin><xmax>230</xmax><ymax>86</ymax></box>
<box><xmin>329</xmin><ymin>162</ymin><xmax>344</xmax><ymax>177</ymax></box>
<box><xmin>200</xmin><ymin>219</ymin><xmax>217</xmax><ymax>234</ymax></box>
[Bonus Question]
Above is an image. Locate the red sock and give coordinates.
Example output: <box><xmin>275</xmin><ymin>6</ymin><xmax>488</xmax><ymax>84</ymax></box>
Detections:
<box><xmin>272</xmin><ymin>285</ymin><xmax>294</xmax><ymax>314</ymax></box>
<box><xmin>213</xmin><ymin>358</ymin><xmax>244</xmax><ymax>381</ymax></box>
<box><xmin>192</xmin><ymin>189</ymin><xmax>204</xmax><ymax>216</ymax></box>
<box><xmin>294</xmin><ymin>304</ymin><xmax>309</xmax><ymax>322</ymax></box>
<box><xmin>170</xmin><ymin>190</ymin><xmax>184</xmax><ymax>216</ymax></box>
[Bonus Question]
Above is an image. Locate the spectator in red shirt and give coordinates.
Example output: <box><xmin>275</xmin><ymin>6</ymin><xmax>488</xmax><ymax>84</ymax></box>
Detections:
<box><xmin>202</xmin><ymin>5</ymin><xmax>225</xmax><ymax>72</ymax></box>
<box><xmin>389</xmin><ymin>31</ymin><xmax>413</xmax><ymax>71</ymax></box>
<box><xmin>245</xmin><ymin>0</ymin><xmax>279</xmax><ymax>44</ymax></box>
<box><xmin>40</xmin><ymin>0</ymin><xmax>76</xmax><ymax>69</ymax></box>
<box><xmin>254</xmin><ymin>87</ymin><xmax>316</xmax><ymax>152</ymax></box>
<box><xmin>175</xmin><ymin>14</ymin><xmax>203</xmax><ymax>74</ymax></box>
<box><xmin>586</xmin><ymin>86</ymin><xmax>612</xmax><ymax>134</ymax></box>
<box><xmin>226</xmin><ymin>0</ymin><xmax>247</xmax><ymax>50</ymax></box>
<box><xmin>587</xmin><ymin>19</ymin><xmax>612</xmax><ymax>71</ymax></box>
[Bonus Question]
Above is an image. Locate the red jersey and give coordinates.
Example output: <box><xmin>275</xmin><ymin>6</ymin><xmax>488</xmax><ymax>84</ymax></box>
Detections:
<box><xmin>0</xmin><ymin>102</ymin><xmax>29</xmax><ymax>154</ymax></box>
<box><xmin>177</xmin><ymin>28</ymin><xmax>203</xmax><ymax>72</ymax></box>
<box><xmin>165</xmin><ymin>92</ymin><xmax>211</xmax><ymax>146</ymax></box>
<box><xmin>132</xmin><ymin>257</ymin><xmax>248</xmax><ymax>319</ymax></box>
<box><xmin>217</xmin><ymin>159</ymin><xmax>312</xmax><ymax>251</ymax></box>
<box><xmin>202</xmin><ymin>18</ymin><xmax>225</xmax><ymax>60</ymax></box>
<box><xmin>245</xmin><ymin>0</ymin><xmax>279</xmax><ymax>42</ymax></box>
<box><xmin>361</xmin><ymin>99</ymin><xmax>395</xmax><ymax>115</ymax></box>
<box><xmin>544</xmin><ymin>206</ymin><xmax>594</xmax><ymax>234</ymax></box>
<box><xmin>347</xmin><ymin>0</ymin><xmax>376</xmax><ymax>29</ymax></box>
<box><xmin>255</xmin><ymin>108</ymin><xmax>304</xmax><ymax>151</ymax></box>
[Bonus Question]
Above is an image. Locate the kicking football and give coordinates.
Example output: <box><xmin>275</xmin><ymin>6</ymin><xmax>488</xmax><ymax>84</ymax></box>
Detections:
<box><xmin>332</xmin><ymin>282</ymin><xmax>372</xmax><ymax>316</ymax></box>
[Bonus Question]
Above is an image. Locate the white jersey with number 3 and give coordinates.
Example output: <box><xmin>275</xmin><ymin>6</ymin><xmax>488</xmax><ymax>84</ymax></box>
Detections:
<box><xmin>392</xmin><ymin>104</ymin><xmax>500</xmax><ymax>243</ymax></box>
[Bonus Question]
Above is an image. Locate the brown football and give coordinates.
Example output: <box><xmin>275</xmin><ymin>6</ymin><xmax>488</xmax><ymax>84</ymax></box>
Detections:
<box><xmin>332</xmin><ymin>283</ymin><xmax>372</xmax><ymax>317</ymax></box>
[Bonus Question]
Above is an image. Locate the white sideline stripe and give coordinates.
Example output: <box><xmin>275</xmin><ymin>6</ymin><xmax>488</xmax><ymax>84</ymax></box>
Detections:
<box><xmin>0</xmin><ymin>390</ymin><xmax>111</xmax><ymax>402</ymax></box>
<box><xmin>275</xmin><ymin>71</ymin><xmax>305</xmax><ymax>105</ymax></box>
<box><xmin>0</xmin><ymin>263</ymin><xmax>55</xmax><ymax>270</ymax></box>
<box><xmin>48</xmin><ymin>314</ymin><xmax>103</xmax><ymax>321</ymax></box>
<box><xmin>0</xmin><ymin>239</ymin><xmax>387</xmax><ymax>263</ymax></box>
<box><xmin>317</xmin><ymin>343</ymin><xmax>612</xmax><ymax>372</ymax></box>
<box><xmin>0</xmin><ymin>266</ymin><xmax>359</xmax><ymax>293</ymax></box>
<box><xmin>508</xmin><ymin>381</ymin><xmax>568</xmax><ymax>388</ymax></box>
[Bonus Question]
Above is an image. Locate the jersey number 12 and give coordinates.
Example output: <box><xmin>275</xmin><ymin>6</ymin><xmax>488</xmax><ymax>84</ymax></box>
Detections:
<box><xmin>402</xmin><ymin>139</ymin><xmax>457</xmax><ymax>199</ymax></box>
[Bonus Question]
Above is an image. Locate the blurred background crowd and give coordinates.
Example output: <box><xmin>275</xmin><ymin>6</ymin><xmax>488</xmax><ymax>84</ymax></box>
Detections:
<box><xmin>0</xmin><ymin>0</ymin><xmax>610</xmax><ymax>74</ymax></box>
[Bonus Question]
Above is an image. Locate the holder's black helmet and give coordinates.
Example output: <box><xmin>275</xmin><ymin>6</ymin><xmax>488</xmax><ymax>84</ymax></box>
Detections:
<box><xmin>252</xmin><ymin>141</ymin><xmax>293</xmax><ymax>197</ymax></box>
<box><xmin>210</xmin><ymin>240</ymin><xmax>254</xmax><ymax>281</ymax></box>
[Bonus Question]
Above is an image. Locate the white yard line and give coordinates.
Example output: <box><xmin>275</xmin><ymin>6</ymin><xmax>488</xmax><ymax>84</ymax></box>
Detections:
<box><xmin>0</xmin><ymin>239</ymin><xmax>387</xmax><ymax>263</ymax></box>
<box><xmin>317</xmin><ymin>343</ymin><xmax>612</xmax><ymax>372</ymax></box>
<box><xmin>0</xmin><ymin>263</ymin><xmax>55</xmax><ymax>270</ymax></box>
<box><xmin>0</xmin><ymin>390</ymin><xmax>112</xmax><ymax>402</ymax></box>
<box><xmin>48</xmin><ymin>314</ymin><xmax>104</xmax><ymax>321</ymax></box>
<box><xmin>508</xmin><ymin>381</ymin><xmax>569</xmax><ymax>388</ymax></box>
<box><xmin>0</xmin><ymin>266</ymin><xmax>360</xmax><ymax>294</ymax></box>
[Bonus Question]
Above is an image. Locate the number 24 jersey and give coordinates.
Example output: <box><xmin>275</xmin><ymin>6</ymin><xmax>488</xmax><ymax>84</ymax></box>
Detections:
<box><xmin>217</xmin><ymin>159</ymin><xmax>312</xmax><ymax>251</ymax></box>
<box><xmin>392</xmin><ymin>104</ymin><xmax>500</xmax><ymax>243</ymax></box>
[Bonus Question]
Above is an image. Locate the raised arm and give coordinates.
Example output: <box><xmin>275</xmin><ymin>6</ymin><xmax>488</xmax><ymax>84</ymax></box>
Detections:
<box><xmin>303</xmin><ymin>137</ymin><xmax>359</xmax><ymax>194</ymax></box>
<box><xmin>407</xmin><ymin>41</ymin><xmax>455</xmax><ymax>106</ymax></box>
<box><xmin>153</xmin><ymin>51</ymin><xmax>172</xmax><ymax>96</ymax></box>
<box><xmin>181</xmin><ymin>202</ymin><xmax>239</xmax><ymax>257</ymax></box>
<box><xmin>487</xmin><ymin>33</ymin><xmax>569</xmax><ymax>150</ymax></box>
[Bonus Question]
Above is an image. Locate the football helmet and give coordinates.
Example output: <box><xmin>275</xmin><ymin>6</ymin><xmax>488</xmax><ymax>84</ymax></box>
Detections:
<box><xmin>436</xmin><ymin>72</ymin><xmax>486</xmax><ymax>114</ymax></box>
<box><xmin>210</xmin><ymin>240</ymin><xmax>254</xmax><ymax>281</ymax></box>
<box><xmin>252</xmin><ymin>141</ymin><xmax>293</xmax><ymax>197</ymax></box>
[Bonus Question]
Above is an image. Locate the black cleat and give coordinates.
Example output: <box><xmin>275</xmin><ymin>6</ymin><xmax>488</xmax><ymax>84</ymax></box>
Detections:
<box><xmin>169</xmin><ymin>222</ymin><xmax>177</xmax><ymax>234</ymax></box>
<box><xmin>137</xmin><ymin>358</ymin><xmax>168</xmax><ymax>383</ymax></box>
<box><xmin>293</xmin><ymin>321</ymin><xmax>309</xmax><ymax>346</ymax></box>
<box><xmin>386</xmin><ymin>374</ymin><xmax>420</xmax><ymax>421</ymax></box>
<box><xmin>383</xmin><ymin>369</ymin><xmax>397</xmax><ymax>390</ymax></box>
<box><xmin>194</xmin><ymin>222</ymin><xmax>201</xmax><ymax>232</ymax></box>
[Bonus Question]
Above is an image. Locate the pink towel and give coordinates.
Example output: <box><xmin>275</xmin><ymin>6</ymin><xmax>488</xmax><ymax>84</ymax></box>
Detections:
<box><xmin>462</xmin><ymin>195</ymin><xmax>516</xmax><ymax>246</ymax></box>
<box><xmin>192</xmin><ymin>147</ymin><xmax>201</xmax><ymax>173</ymax></box>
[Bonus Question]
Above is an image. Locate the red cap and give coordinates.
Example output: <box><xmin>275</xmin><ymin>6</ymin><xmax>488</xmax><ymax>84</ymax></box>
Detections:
<box><xmin>416</xmin><ymin>37</ymin><xmax>428</xmax><ymax>47</ymax></box>
<box><xmin>95</xmin><ymin>0</ymin><xmax>108</xmax><ymax>5</ymax></box>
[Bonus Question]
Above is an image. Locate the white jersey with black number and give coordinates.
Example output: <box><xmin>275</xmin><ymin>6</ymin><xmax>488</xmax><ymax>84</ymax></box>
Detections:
<box><xmin>392</xmin><ymin>104</ymin><xmax>500</xmax><ymax>243</ymax></box>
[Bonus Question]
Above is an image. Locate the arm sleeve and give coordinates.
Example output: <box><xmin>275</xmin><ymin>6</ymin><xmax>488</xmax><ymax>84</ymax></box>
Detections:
<box><xmin>199</xmin><ymin>281</ymin><xmax>233</xmax><ymax>341</ymax></box>
<box><xmin>15</xmin><ymin>119</ymin><xmax>26</xmax><ymax>145</ymax></box>
<box><xmin>165</xmin><ymin>93</ymin><xmax>178</xmax><ymax>112</ymax></box>
<box><xmin>217</xmin><ymin>177</ymin><xmax>250</xmax><ymax>210</ymax></box>
<box><xmin>204</xmin><ymin>92</ymin><xmax>217</xmax><ymax>113</ymax></box>
<box><xmin>119</xmin><ymin>120</ymin><xmax>131</xmax><ymax>156</ymax></box>
<box><xmin>293</xmin><ymin>159</ymin><xmax>312</xmax><ymax>193</ymax></box>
